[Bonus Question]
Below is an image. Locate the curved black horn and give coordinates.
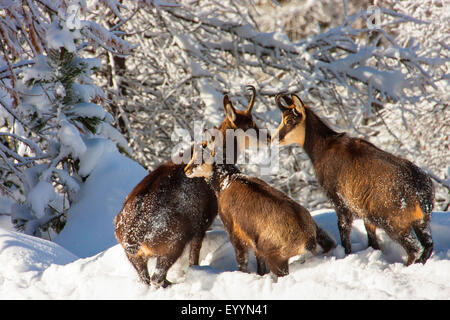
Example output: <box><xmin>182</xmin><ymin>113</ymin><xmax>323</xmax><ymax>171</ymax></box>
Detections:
<box><xmin>245</xmin><ymin>85</ymin><xmax>256</xmax><ymax>114</ymax></box>
<box><xmin>275</xmin><ymin>93</ymin><xmax>290</xmax><ymax>112</ymax></box>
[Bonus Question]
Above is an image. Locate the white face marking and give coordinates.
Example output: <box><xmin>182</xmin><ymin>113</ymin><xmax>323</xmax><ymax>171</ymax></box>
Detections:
<box><xmin>283</xmin><ymin>123</ymin><xmax>305</xmax><ymax>147</ymax></box>
<box><xmin>186</xmin><ymin>162</ymin><xmax>213</xmax><ymax>179</ymax></box>
<box><xmin>274</xmin><ymin>119</ymin><xmax>306</xmax><ymax>147</ymax></box>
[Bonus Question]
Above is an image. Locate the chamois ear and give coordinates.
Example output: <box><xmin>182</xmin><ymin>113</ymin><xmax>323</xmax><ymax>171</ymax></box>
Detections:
<box><xmin>291</xmin><ymin>94</ymin><xmax>306</xmax><ymax>119</ymax></box>
<box><xmin>223</xmin><ymin>95</ymin><xmax>237</xmax><ymax>123</ymax></box>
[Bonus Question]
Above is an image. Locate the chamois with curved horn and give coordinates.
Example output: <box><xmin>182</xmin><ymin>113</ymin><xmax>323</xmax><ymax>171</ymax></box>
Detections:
<box><xmin>114</xmin><ymin>86</ymin><xmax>266</xmax><ymax>287</ymax></box>
<box><xmin>273</xmin><ymin>93</ymin><xmax>434</xmax><ymax>265</ymax></box>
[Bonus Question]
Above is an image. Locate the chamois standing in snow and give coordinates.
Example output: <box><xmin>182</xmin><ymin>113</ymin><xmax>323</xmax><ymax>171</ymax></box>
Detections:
<box><xmin>184</xmin><ymin>137</ymin><xmax>325</xmax><ymax>277</ymax></box>
<box><xmin>114</xmin><ymin>86</ymin><xmax>265</xmax><ymax>287</ymax></box>
<box><xmin>273</xmin><ymin>93</ymin><xmax>434</xmax><ymax>265</ymax></box>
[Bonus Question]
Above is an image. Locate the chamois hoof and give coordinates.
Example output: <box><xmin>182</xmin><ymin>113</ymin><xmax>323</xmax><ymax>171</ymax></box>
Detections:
<box><xmin>415</xmin><ymin>245</ymin><xmax>434</xmax><ymax>265</ymax></box>
<box><xmin>269</xmin><ymin>272</ymin><xmax>279</xmax><ymax>283</ymax></box>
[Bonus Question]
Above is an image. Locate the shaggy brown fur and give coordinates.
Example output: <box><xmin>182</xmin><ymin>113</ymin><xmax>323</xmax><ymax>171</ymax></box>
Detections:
<box><xmin>114</xmin><ymin>87</ymin><xmax>264</xmax><ymax>287</ymax></box>
<box><xmin>114</xmin><ymin>161</ymin><xmax>217</xmax><ymax>287</ymax></box>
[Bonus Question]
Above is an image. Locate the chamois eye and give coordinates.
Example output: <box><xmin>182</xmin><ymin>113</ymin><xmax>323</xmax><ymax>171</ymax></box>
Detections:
<box><xmin>286</xmin><ymin>118</ymin><xmax>295</xmax><ymax>126</ymax></box>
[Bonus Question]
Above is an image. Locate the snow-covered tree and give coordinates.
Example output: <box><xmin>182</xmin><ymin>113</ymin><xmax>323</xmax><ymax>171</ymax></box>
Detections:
<box><xmin>98</xmin><ymin>0</ymin><xmax>449</xmax><ymax>210</ymax></box>
<box><xmin>0</xmin><ymin>0</ymin><xmax>133</xmax><ymax>237</ymax></box>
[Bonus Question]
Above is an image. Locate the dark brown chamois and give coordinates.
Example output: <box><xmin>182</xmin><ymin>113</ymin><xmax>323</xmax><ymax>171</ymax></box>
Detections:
<box><xmin>114</xmin><ymin>86</ymin><xmax>264</xmax><ymax>287</ymax></box>
<box><xmin>184</xmin><ymin>140</ymin><xmax>327</xmax><ymax>277</ymax></box>
<box><xmin>273</xmin><ymin>93</ymin><xmax>435</xmax><ymax>265</ymax></box>
<box><xmin>114</xmin><ymin>161</ymin><xmax>217</xmax><ymax>288</ymax></box>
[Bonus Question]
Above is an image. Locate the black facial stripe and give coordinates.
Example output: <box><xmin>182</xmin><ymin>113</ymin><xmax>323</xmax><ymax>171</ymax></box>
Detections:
<box><xmin>278</xmin><ymin>125</ymin><xmax>288</xmax><ymax>141</ymax></box>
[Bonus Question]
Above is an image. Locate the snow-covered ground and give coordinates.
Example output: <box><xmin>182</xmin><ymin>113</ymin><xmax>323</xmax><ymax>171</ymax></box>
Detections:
<box><xmin>0</xmin><ymin>147</ymin><xmax>449</xmax><ymax>300</ymax></box>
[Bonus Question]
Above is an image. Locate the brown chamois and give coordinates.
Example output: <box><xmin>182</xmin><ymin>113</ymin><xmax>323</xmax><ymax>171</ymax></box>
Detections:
<box><xmin>184</xmin><ymin>139</ymin><xmax>324</xmax><ymax>277</ymax></box>
<box><xmin>114</xmin><ymin>86</ymin><xmax>264</xmax><ymax>287</ymax></box>
<box><xmin>273</xmin><ymin>93</ymin><xmax>435</xmax><ymax>265</ymax></box>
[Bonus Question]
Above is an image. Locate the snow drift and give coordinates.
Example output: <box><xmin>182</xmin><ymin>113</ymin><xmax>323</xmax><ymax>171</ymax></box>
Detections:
<box><xmin>0</xmin><ymin>145</ymin><xmax>449</xmax><ymax>299</ymax></box>
<box><xmin>0</xmin><ymin>211</ymin><xmax>449</xmax><ymax>299</ymax></box>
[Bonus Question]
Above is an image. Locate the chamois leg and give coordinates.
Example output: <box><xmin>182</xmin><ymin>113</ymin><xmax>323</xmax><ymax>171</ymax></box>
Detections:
<box><xmin>231</xmin><ymin>239</ymin><xmax>248</xmax><ymax>272</ymax></box>
<box><xmin>255</xmin><ymin>255</ymin><xmax>268</xmax><ymax>276</ymax></box>
<box><xmin>126</xmin><ymin>252</ymin><xmax>151</xmax><ymax>285</ymax></box>
<box><xmin>265</xmin><ymin>255</ymin><xmax>289</xmax><ymax>277</ymax></box>
<box><xmin>315</xmin><ymin>223</ymin><xmax>336</xmax><ymax>253</ymax></box>
<box><xmin>150</xmin><ymin>254</ymin><xmax>180</xmax><ymax>288</ymax></box>
<box><xmin>150</xmin><ymin>244</ymin><xmax>186</xmax><ymax>288</ymax></box>
<box><xmin>391</xmin><ymin>228</ymin><xmax>422</xmax><ymax>266</ymax></box>
<box><xmin>336</xmin><ymin>209</ymin><xmax>354</xmax><ymax>254</ymax></box>
<box><xmin>229</xmin><ymin>235</ymin><xmax>249</xmax><ymax>273</ymax></box>
<box><xmin>189</xmin><ymin>231</ymin><xmax>206</xmax><ymax>266</ymax></box>
<box><xmin>364</xmin><ymin>222</ymin><xmax>380</xmax><ymax>250</ymax></box>
<box><xmin>412</xmin><ymin>220</ymin><xmax>434</xmax><ymax>264</ymax></box>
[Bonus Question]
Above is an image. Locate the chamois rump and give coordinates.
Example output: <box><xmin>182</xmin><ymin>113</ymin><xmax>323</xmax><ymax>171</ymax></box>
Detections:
<box><xmin>273</xmin><ymin>93</ymin><xmax>434</xmax><ymax>265</ymax></box>
<box><xmin>114</xmin><ymin>86</ymin><xmax>264</xmax><ymax>287</ymax></box>
<box><xmin>184</xmin><ymin>138</ymin><xmax>334</xmax><ymax>277</ymax></box>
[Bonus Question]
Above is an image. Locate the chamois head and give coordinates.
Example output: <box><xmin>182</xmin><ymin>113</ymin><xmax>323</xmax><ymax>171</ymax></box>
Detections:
<box><xmin>221</xmin><ymin>85</ymin><xmax>257</xmax><ymax>130</ymax></box>
<box><xmin>220</xmin><ymin>85</ymin><xmax>270</xmax><ymax>149</ymax></box>
<box><xmin>184</xmin><ymin>137</ymin><xmax>216</xmax><ymax>179</ymax></box>
<box><xmin>272</xmin><ymin>94</ymin><xmax>306</xmax><ymax>147</ymax></box>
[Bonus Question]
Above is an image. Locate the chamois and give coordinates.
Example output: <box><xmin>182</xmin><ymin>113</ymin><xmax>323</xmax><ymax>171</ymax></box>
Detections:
<box><xmin>114</xmin><ymin>86</ymin><xmax>264</xmax><ymax>287</ymax></box>
<box><xmin>273</xmin><ymin>93</ymin><xmax>434</xmax><ymax>265</ymax></box>
<box><xmin>184</xmin><ymin>139</ymin><xmax>328</xmax><ymax>277</ymax></box>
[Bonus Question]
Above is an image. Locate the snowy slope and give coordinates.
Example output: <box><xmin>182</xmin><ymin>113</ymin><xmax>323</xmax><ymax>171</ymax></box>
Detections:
<box><xmin>1</xmin><ymin>211</ymin><xmax>449</xmax><ymax>299</ymax></box>
<box><xmin>0</xmin><ymin>146</ymin><xmax>449</xmax><ymax>299</ymax></box>
<box><xmin>53</xmin><ymin>139</ymin><xmax>148</xmax><ymax>257</ymax></box>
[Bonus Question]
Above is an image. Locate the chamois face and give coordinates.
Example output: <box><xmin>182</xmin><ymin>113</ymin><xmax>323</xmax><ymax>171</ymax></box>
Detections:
<box><xmin>273</xmin><ymin>94</ymin><xmax>306</xmax><ymax>147</ymax></box>
<box><xmin>184</xmin><ymin>142</ymin><xmax>214</xmax><ymax>179</ymax></box>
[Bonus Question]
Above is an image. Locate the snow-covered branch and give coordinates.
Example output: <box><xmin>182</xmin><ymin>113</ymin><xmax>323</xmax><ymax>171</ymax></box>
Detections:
<box><xmin>0</xmin><ymin>0</ymin><xmax>136</xmax><ymax>237</ymax></box>
<box><xmin>97</xmin><ymin>0</ymin><xmax>448</xmax><ymax>211</ymax></box>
